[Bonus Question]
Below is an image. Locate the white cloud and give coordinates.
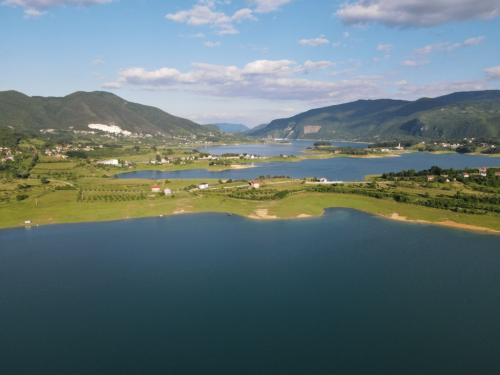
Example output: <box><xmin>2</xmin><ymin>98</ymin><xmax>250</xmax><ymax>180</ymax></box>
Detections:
<box><xmin>447</xmin><ymin>36</ymin><xmax>485</xmax><ymax>51</ymax></box>
<box><xmin>166</xmin><ymin>0</ymin><xmax>289</xmax><ymax>35</ymax></box>
<box><xmin>204</xmin><ymin>41</ymin><xmax>221</xmax><ymax>47</ymax></box>
<box><xmin>4</xmin><ymin>0</ymin><xmax>115</xmax><ymax>17</ymax></box>
<box><xmin>332</xmin><ymin>42</ymin><xmax>341</xmax><ymax>47</ymax></box>
<box><xmin>402</xmin><ymin>60</ymin><xmax>429</xmax><ymax>67</ymax></box>
<box><xmin>484</xmin><ymin>66</ymin><xmax>500</xmax><ymax>80</ymax></box>
<box><xmin>106</xmin><ymin>60</ymin><xmax>389</xmax><ymax>102</ymax></box>
<box><xmin>335</xmin><ymin>0</ymin><xmax>500</xmax><ymax>27</ymax></box>
<box><xmin>377</xmin><ymin>43</ymin><xmax>393</xmax><ymax>52</ymax></box>
<box><xmin>343</xmin><ymin>31</ymin><xmax>350</xmax><ymax>37</ymax></box>
<box><xmin>298</xmin><ymin>37</ymin><xmax>329</xmax><ymax>47</ymax></box>
<box><xmin>246</xmin><ymin>0</ymin><xmax>292</xmax><ymax>13</ymax></box>
<box><xmin>302</xmin><ymin>60</ymin><xmax>336</xmax><ymax>73</ymax></box>
<box><xmin>91</xmin><ymin>59</ymin><xmax>105</xmax><ymax>65</ymax></box>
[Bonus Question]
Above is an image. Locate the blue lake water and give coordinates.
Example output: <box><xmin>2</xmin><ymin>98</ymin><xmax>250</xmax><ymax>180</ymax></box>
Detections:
<box><xmin>1</xmin><ymin>209</ymin><xmax>499</xmax><ymax>374</ymax></box>
<box><xmin>121</xmin><ymin>152</ymin><xmax>500</xmax><ymax>181</ymax></box>
<box><xmin>195</xmin><ymin>140</ymin><xmax>368</xmax><ymax>156</ymax></box>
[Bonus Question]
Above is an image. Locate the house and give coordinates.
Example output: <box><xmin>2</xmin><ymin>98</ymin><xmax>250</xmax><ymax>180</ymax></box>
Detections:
<box><xmin>479</xmin><ymin>167</ymin><xmax>487</xmax><ymax>177</ymax></box>
<box><xmin>151</xmin><ymin>185</ymin><xmax>161</xmax><ymax>192</ymax></box>
<box><xmin>199</xmin><ymin>183</ymin><xmax>209</xmax><ymax>189</ymax></box>
<box><xmin>320</xmin><ymin>177</ymin><xmax>328</xmax><ymax>183</ymax></box>
<box><xmin>462</xmin><ymin>173</ymin><xmax>469</xmax><ymax>178</ymax></box>
<box><xmin>427</xmin><ymin>175</ymin><xmax>435</xmax><ymax>181</ymax></box>
<box><xmin>164</xmin><ymin>188</ymin><xmax>171</xmax><ymax>195</ymax></box>
<box><xmin>251</xmin><ymin>180</ymin><xmax>260</xmax><ymax>188</ymax></box>
<box><xmin>495</xmin><ymin>172</ymin><xmax>500</xmax><ymax>177</ymax></box>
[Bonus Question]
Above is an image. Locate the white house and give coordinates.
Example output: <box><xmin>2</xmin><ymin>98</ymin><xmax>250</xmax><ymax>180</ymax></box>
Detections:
<box><xmin>100</xmin><ymin>159</ymin><xmax>119</xmax><ymax>165</ymax></box>
<box><xmin>164</xmin><ymin>188</ymin><xmax>171</xmax><ymax>195</ymax></box>
<box><xmin>251</xmin><ymin>180</ymin><xmax>260</xmax><ymax>188</ymax></box>
<box><xmin>320</xmin><ymin>177</ymin><xmax>328</xmax><ymax>183</ymax></box>
<box><xmin>199</xmin><ymin>183</ymin><xmax>209</xmax><ymax>189</ymax></box>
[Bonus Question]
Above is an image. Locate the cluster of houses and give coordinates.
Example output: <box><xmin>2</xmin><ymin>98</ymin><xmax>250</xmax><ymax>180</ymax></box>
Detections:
<box><xmin>151</xmin><ymin>185</ymin><xmax>171</xmax><ymax>195</ymax></box>
<box><xmin>426</xmin><ymin>168</ymin><xmax>499</xmax><ymax>181</ymax></box>
<box><xmin>0</xmin><ymin>147</ymin><xmax>17</xmax><ymax>163</ymax></box>
<box><xmin>44</xmin><ymin>143</ymin><xmax>103</xmax><ymax>158</ymax></box>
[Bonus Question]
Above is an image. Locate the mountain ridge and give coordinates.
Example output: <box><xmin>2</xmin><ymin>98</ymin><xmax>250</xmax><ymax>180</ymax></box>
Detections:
<box><xmin>0</xmin><ymin>90</ymin><xmax>208</xmax><ymax>137</ymax></box>
<box><xmin>248</xmin><ymin>90</ymin><xmax>500</xmax><ymax>141</ymax></box>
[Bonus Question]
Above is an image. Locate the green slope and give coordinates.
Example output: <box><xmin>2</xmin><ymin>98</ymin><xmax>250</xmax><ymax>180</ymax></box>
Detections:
<box><xmin>248</xmin><ymin>91</ymin><xmax>500</xmax><ymax>141</ymax></box>
<box><xmin>0</xmin><ymin>90</ymin><xmax>207</xmax><ymax>136</ymax></box>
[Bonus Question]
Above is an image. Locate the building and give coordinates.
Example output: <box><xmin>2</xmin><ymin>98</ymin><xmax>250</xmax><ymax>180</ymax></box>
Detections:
<box><xmin>320</xmin><ymin>177</ymin><xmax>328</xmax><ymax>183</ymax></box>
<box><xmin>427</xmin><ymin>175</ymin><xmax>435</xmax><ymax>181</ymax></box>
<box><xmin>164</xmin><ymin>188</ymin><xmax>171</xmax><ymax>195</ymax></box>
<box><xmin>462</xmin><ymin>173</ymin><xmax>469</xmax><ymax>178</ymax></box>
<box><xmin>479</xmin><ymin>167</ymin><xmax>487</xmax><ymax>177</ymax></box>
<box><xmin>251</xmin><ymin>180</ymin><xmax>260</xmax><ymax>188</ymax></box>
<box><xmin>199</xmin><ymin>183</ymin><xmax>209</xmax><ymax>189</ymax></box>
<box><xmin>151</xmin><ymin>185</ymin><xmax>161</xmax><ymax>192</ymax></box>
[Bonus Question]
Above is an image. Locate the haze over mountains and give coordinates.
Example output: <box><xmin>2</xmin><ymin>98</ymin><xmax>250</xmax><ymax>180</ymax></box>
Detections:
<box><xmin>203</xmin><ymin>123</ymin><xmax>250</xmax><ymax>133</ymax></box>
<box><xmin>1</xmin><ymin>90</ymin><xmax>500</xmax><ymax>141</ymax></box>
<box><xmin>249</xmin><ymin>91</ymin><xmax>500</xmax><ymax>141</ymax></box>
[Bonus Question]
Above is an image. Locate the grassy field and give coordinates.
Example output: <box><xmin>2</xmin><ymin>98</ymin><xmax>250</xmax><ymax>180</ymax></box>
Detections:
<box><xmin>2</xmin><ymin>177</ymin><xmax>500</xmax><ymax>233</ymax></box>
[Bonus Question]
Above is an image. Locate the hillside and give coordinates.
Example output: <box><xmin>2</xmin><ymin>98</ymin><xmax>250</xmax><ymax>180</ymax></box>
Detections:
<box><xmin>0</xmin><ymin>90</ymin><xmax>209</xmax><ymax>137</ymax></box>
<box><xmin>247</xmin><ymin>91</ymin><xmax>500</xmax><ymax>141</ymax></box>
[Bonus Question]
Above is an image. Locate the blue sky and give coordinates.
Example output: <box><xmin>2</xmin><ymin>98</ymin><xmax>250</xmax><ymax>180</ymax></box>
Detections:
<box><xmin>1</xmin><ymin>0</ymin><xmax>499</xmax><ymax>127</ymax></box>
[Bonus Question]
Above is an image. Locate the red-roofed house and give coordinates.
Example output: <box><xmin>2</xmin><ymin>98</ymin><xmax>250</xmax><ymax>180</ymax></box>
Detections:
<box><xmin>151</xmin><ymin>185</ymin><xmax>161</xmax><ymax>192</ymax></box>
<box><xmin>427</xmin><ymin>175</ymin><xmax>435</xmax><ymax>181</ymax></box>
<box><xmin>251</xmin><ymin>180</ymin><xmax>260</xmax><ymax>188</ymax></box>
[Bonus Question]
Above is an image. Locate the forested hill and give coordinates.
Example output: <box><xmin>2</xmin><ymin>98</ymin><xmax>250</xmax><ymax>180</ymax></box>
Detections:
<box><xmin>247</xmin><ymin>90</ymin><xmax>500</xmax><ymax>141</ymax></box>
<box><xmin>0</xmin><ymin>90</ymin><xmax>209</xmax><ymax>137</ymax></box>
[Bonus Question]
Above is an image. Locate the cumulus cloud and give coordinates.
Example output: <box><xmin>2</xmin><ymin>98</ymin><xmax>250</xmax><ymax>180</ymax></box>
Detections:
<box><xmin>91</xmin><ymin>58</ymin><xmax>105</xmax><ymax>65</ymax></box>
<box><xmin>3</xmin><ymin>0</ymin><xmax>115</xmax><ymax>17</ymax></box>
<box><xmin>484</xmin><ymin>66</ymin><xmax>500</xmax><ymax>80</ymax></box>
<box><xmin>298</xmin><ymin>37</ymin><xmax>329</xmax><ymax>47</ymax></box>
<box><xmin>166</xmin><ymin>0</ymin><xmax>290</xmax><ymax>35</ymax></box>
<box><xmin>335</xmin><ymin>0</ymin><xmax>500</xmax><ymax>27</ymax></box>
<box><xmin>104</xmin><ymin>59</ymin><xmax>388</xmax><ymax>102</ymax></box>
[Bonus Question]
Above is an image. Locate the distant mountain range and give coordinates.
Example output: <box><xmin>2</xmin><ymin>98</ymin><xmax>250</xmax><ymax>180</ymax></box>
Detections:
<box><xmin>0</xmin><ymin>90</ymin><xmax>209</xmax><ymax>137</ymax></box>
<box><xmin>248</xmin><ymin>90</ymin><xmax>500</xmax><ymax>141</ymax></box>
<box><xmin>203</xmin><ymin>123</ymin><xmax>250</xmax><ymax>133</ymax></box>
<box><xmin>2</xmin><ymin>90</ymin><xmax>500</xmax><ymax>142</ymax></box>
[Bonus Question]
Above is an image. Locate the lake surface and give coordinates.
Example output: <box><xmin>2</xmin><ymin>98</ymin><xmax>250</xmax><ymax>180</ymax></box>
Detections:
<box><xmin>1</xmin><ymin>209</ymin><xmax>499</xmax><ymax>374</ymax></box>
<box><xmin>195</xmin><ymin>140</ymin><xmax>368</xmax><ymax>156</ymax></box>
<box><xmin>121</xmin><ymin>152</ymin><xmax>500</xmax><ymax>181</ymax></box>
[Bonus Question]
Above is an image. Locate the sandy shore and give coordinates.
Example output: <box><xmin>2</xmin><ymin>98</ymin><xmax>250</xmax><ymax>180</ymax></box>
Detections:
<box><xmin>382</xmin><ymin>212</ymin><xmax>500</xmax><ymax>234</ymax></box>
<box><xmin>230</xmin><ymin>164</ymin><xmax>255</xmax><ymax>169</ymax></box>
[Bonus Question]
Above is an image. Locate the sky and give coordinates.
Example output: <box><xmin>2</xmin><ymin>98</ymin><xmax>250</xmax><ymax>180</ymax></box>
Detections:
<box><xmin>1</xmin><ymin>0</ymin><xmax>500</xmax><ymax>127</ymax></box>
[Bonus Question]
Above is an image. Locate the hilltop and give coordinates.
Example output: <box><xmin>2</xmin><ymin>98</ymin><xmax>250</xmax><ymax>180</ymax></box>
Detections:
<box><xmin>0</xmin><ymin>90</ymin><xmax>211</xmax><ymax>137</ymax></box>
<box><xmin>247</xmin><ymin>90</ymin><xmax>500</xmax><ymax>141</ymax></box>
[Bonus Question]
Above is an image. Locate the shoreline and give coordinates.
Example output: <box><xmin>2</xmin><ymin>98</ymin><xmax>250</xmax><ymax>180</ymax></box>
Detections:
<box><xmin>378</xmin><ymin>212</ymin><xmax>500</xmax><ymax>234</ymax></box>
<box><xmin>7</xmin><ymin>204</ymin><xmax>499</xmax><ymax>235</ymax></box>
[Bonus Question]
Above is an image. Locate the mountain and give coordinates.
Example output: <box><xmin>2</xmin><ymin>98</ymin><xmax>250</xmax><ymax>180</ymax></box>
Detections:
<box><xmin>247</xmin><ymin>90</ymin><xmax>500</xmax><ymax>141</ymax></box>
<box><xmin>0</xmin><ymin>90</ymin><xmax>209</xmax><ymax>137</ymax></box>
<box><xmin>203</xmin><ymin>123</ymin><xmax>249</xmax><ymax>133</ymax></box>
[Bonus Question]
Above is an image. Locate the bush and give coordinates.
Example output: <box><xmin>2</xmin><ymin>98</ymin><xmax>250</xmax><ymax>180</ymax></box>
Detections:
<box><xmin>16</xmin><ymin>194</ymin><xmax>29</xmax><ymax>201</ymax></box>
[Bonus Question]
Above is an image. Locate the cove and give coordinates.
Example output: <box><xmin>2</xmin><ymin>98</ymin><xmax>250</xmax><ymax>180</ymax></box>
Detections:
<box><xmin>1</xmin><ymin>209</ymin><xmax>499</xmax><ymax>374</ymax></box>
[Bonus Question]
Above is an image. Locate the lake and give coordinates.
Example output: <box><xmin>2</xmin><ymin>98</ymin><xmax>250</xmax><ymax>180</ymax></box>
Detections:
<box><xmin>1</xmin><ymin>209</ymin><xmax>499</xmax><ymax>374</ymax></box>
<box><xmin>195</xmin><ymin>140</ymin><xmax>368</xmax><ymax>156</ymax></box>
<box><xmin>120</xmin><ymin>151</ymin><xmax>500</xmax><ymax>181</ymax></box>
